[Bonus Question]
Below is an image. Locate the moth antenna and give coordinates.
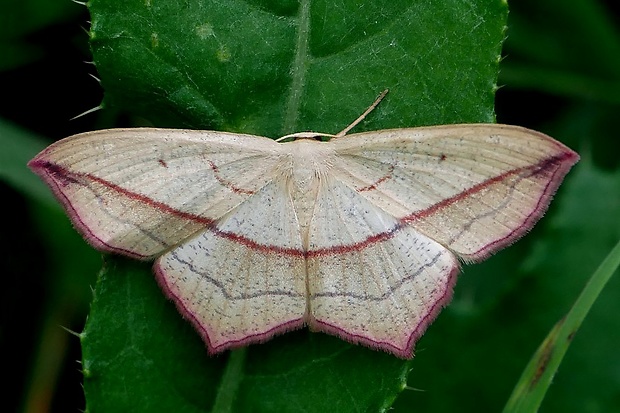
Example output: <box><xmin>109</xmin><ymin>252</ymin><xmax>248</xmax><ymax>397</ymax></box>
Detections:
<box><xmin>335</xmin><ymin>89</ymin><xmax>389</xmax><ymax>138</ymax></box>
<box><xmin>276</xmin><ymin>131</ymin><xmax>336</xmax><ymax>142</ymax></box>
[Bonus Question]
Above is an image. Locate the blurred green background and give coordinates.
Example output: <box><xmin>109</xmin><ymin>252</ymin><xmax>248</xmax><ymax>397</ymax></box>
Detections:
<box><xmin>1</xmin><ymin>0</ymin><xmax>619</xmax><ymax>412</ymax></box>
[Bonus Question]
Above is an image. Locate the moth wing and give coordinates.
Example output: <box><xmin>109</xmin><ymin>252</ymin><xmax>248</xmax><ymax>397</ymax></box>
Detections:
<box><xmin>329</xmin><ymin>124</ymin><xmax>579</xmax><ymax>261</ymax></box>
<box><xmin>155</xmin><ymin>179</ymin><xmax>307</xmax><ymax>353</ymax></box>
<box><xmin>28</xmin><ymin>128</ymin><xmax>285</xmax><ymax>259</ymax></box>
<box><xmin>305</xmin><ymin>177</ymin><xmax>459</xmax><ymax>358</ymax></box>
<box><xmin>305</xmin><ymin>124</ymin><xmax>578</xmax><ymax>357</ymax></box>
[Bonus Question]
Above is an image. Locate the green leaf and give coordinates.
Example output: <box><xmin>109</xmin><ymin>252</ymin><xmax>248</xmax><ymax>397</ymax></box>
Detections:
<box><xmin>0</xmin><ymin>118</ymin><xmax>56</xmax><ymax>206</ymax></box>
<box><xmin>88</xmin><ymin>0</ymin><xmax>505</xmax><ymax>132</ymax></box>
<box><xmin>82</xmin><ymin>0</ymin><xmax>508</xmax><ymax>411</ymax></box>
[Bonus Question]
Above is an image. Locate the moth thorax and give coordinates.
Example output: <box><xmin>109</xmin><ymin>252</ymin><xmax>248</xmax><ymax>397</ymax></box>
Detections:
<box><xmin>287</xmin><ymin>139</ymin><xmax>334</xmax><ymax>185</ymax></box>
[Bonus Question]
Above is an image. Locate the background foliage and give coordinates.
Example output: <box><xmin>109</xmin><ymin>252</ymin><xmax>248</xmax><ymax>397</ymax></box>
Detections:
<box><xmin>1</xmin><ymin>0</ymin><xmax>619</xmax><ymax>412</ymax></box>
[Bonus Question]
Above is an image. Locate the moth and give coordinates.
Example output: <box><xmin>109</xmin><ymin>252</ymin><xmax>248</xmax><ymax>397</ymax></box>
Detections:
<box><xmin>29</xmin><ymin>93</ymin><xmax>578</xmax><ymax>358</ymax></box>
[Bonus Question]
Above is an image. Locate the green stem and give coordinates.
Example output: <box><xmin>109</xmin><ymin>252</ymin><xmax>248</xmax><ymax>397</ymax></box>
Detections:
<box><xmin>503</xmin><ymin>238</ymin><xmax>620</xmax><ymax>413</ymax></box>
<box><xmin>211</xmin><ymin>348</ymin><xmax>248</xmax><ymax>413</ymax></box>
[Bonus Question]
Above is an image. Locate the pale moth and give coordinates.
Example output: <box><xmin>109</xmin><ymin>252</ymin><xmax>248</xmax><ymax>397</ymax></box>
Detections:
<box><xmin>29</xmin><ymin>91</ymin><xmax>578</xmax><ymax>358</ymax></box>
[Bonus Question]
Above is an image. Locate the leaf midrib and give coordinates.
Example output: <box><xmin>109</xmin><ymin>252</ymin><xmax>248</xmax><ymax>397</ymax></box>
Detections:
<box><xmin>282</xmin><ymin>0</ymin><xmax>311</xmax><ymax>135</ymax></box>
